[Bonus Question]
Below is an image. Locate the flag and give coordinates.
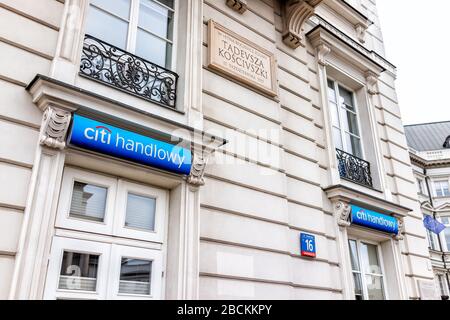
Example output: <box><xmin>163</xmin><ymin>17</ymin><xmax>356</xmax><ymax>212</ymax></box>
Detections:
<box><xmin>423</xmin><ymin>215</ymin><xmax>446</xmax><ymax>234</ymax></box>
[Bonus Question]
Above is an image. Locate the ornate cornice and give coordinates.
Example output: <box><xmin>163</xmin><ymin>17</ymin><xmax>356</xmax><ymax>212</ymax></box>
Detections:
<box><xmin>281</xmin><ymin>0</ymin><xmax>323</xmax><ymax>49</ymax></box>
<box><xmin>39</xmin><ymin>107</ymin><xmax>72</xmax><ymax>150</ymax></box>
<box><xmin>226</xmin><ymin>0</ymin><xmax>248</xmax><ymax>14</ymax></box>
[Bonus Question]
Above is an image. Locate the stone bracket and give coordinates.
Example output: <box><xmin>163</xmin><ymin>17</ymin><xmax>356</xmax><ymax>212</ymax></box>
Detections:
<box><xmin>226</xmin><ymin>0</ymin><xmax>248</xmax><ymax>14</ymax></box>
<box><xmin>39</xmin><ymin>107</ymin><xmax>72</xmax><ymax>150</ymax></box>
<box><xmin>281</xmin><ymin>0</ymin><xmax>323</xmax><ymax>49</ymax></box>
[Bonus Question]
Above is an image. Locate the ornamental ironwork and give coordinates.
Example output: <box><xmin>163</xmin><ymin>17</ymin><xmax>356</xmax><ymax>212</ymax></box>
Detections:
<box><xmin>80</xmin><ymin>34</ymin><xmax>178</xmax><ymax>108</ymax></box>
<box><xmin>336</xmin><ymin>148</ymin><xmax>373</xmax><ymax>188</ymax></box>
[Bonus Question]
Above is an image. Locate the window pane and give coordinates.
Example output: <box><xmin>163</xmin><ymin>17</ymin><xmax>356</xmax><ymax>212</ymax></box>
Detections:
<box><xmin>119</xmin><ymin>258</ymin><xmax>152</xmax><ymax>295</ymax></box>
<box><xmin>327</xmin><ymin>80</ymin><xmax>336</xmax><ymax>103</ymax></box>
<box><xmin>125</xmin><ymin>193</ymin><xmax>156</xmax><ymax>231</ymax></box>
<box><xmin>348</xmin><ymin>240</ymin><xmax>360</xmax><ymax>271</ymax></box>
<box><xmin>58</xmin><ymin>252</ymin><xmax>99</xmax><ymax>291</ymax></box>
<box><xmin>365</xmin><ymin>275</ymin><xmax>385</xmax><ymax>300</ymax></box>
<box><xmin>85</xmin><ymin>6</ymin><xmax>129</xmax><ymax>48</ymax></box>
<box><xmin>338</xmin><ymin>85</ymin><xmax>354</xmax><ymax>111</ymax></box>
<box><xmin>360</xmin><ymin>243</ymin><xmax>382</xmax><ymax>275</ymax></box>
<box><xmin>90</xmin><ymin>0</ymin><xmax>131</xmax><ymax>20</ymax></box>
<box><xmin>333</xmin><ymin>127</ymin><xmax>343</xmax><ymax>150</ymax></box>
<box><xmin>352</xmin><ymin>273</ymin><xmax>364</xmax><ymax>300</ymax></box>
<box><xmin>444</xmin><ymin>228</ymin><xmax>450</xmax><ymax>252</ymax></box>
<box><xmin>441</xmin><ymin>217</ymin><xmax>450</xmax><ymax>225</ymax></box>
<box><xmin>139</xmin><ymin>0</ymin><xmax>174</xmax><ymax>40</ymax></box>
<box><xmin>342</xmin><ymin>109</ymin><xmax>359</xmax><ymax>136</ymax></box>
<box><xmin>345</xmin><ymin>134</ymin><xmax>362</xmax><ymax>158</ymax></box>
<box><xmin>329</xmin><ymin>102</ymin><xmax>340</xmax><ymax>128</ymax></box>
<box><xmin>70</xmin><ymin>181</ymin><xmax>107</xmax><ymax>222</ymax></box>
<box><xmin>135</xmin><ymin>28</ymin><xmax>172</xmax><ymax>67</ymax></box>
<box><xmin>157</xmin><ymin>0</ymin><xmax>174</xmax><ymax>8</ymax></box>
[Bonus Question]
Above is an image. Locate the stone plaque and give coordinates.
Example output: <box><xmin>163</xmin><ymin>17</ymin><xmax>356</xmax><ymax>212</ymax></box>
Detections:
<box><xmin>207</xmin><ymin>20</ymin><xmax>277</xmax><ymax>97</ymax></box>
<box><xmin>417</xmin><ymin>280</ymin><xmax>440</xmax><ymax>300</ymax></box>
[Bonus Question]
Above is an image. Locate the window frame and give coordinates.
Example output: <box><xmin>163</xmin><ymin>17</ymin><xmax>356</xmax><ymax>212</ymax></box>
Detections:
<box><xmin>440</xmin><ymin>216</ymin><xmax>450</xmax><ymax>252</ymax></box>
<box><xmin>107</xmin><ymin>244</ymin><xmax>163</xmax><ymax>300</ymax></box>
<box><xmin>86</xmin><ymin>0</ymin><xmax>178</xmax><ymax>70</ymax></box>
<box><xmin>348</xmin><ymin>238</ymin><xmax>388</xmax><ymax>300</ymax></box>
<box><xmin>327</xmin><ymin>77</ymin><xmax>365</xmax><ymax>159</ymax></box>
<box><xmin>433</xmin><ymin>179</ymin><xmax>450</xmax><ymax>198</ymax></box>
<box><xmin>55</xmin><ymin>167</ymin><xmax>117</xmax><ymax>235</ymax></box>
<box><xmin>56</xmin><ymin>168</ymin><xmax>168</xmax><ymax>241</ymax></box>
<box><xmin>43</xmin><ymin>237</ymin><xmax>111</xmax><ymax>300</ymax></box>
<box><xmin>114</xmin><ymin>179</ymin><xmax>168</xmax><ymax>243</ymax></box>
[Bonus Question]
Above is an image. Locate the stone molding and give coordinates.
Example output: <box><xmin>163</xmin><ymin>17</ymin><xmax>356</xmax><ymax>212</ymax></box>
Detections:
<box><xmin>317</xmin><ymin>42</ymin><xmax>331</xmax><ymax>66</ymax></box>
<box><xmin>39</xmin><ymin>107</ymin><xmax>72</xmax><ymax>150</ymax></box>
<box><xmin>281</xmin><ymin>0</ymin><xmax>323</xmax><ymax>49</ymax></box>
<box><xmin>226</xmin><ymin>0</ymin><xmax>248</xmax><ymax>14</ymax></box>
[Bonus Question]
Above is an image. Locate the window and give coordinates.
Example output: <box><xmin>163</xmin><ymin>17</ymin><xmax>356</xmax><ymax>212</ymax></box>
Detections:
<box><xmin>436</xmin><ymin>274</ymin><xmax>449</xmax><ymax>297</ymax></box>
<box><xmin>416</xmin><ymin>178</ymin><xmax>424</xmax><ymax>195</ymax></box>
<box><xmin>327</xmin><ymin>79</ymin><xmax>363</xmax><ymax>158</ymax></box>
<box><xmin>56</xmin><ymin>168</ymin><xmax>167</xmax><ymax>242</ymax></box>
<box><xmin>44</xmin><ymin>237</ymin><xmax>163</xmax><ymax>300</ymax></box>
<box><xmin>441</xmin><ymin>216</ymin><xmax>450</xmax><ymax>252</ymax></box>
<box><xmin>46</xmin><ymin>167</ymin><xmax>168</xmax><ymax>300</ymax></box>
<box><xmin>85</xmin><ymin>0</ymin><xmax>175</xmax><ymax>68</ymax></box>
<box><xmin>434</xmin><ymin>180</ymin><xmax>450</xmax><ymax>197</ymax></box>
<box><xmin>426</xmin><ymin>227</ymin><xmax>439</xmax><ymax>251</ymax></box>
<box><xmin>348</xmin><ymin>239</ymin><xmax>386</xmax><ymax>300</ymax></box>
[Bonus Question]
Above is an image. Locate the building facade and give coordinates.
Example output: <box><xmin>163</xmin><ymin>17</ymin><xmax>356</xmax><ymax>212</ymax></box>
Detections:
<box><xmin>406</xmin><ymin>122</ymin><xmax>450</xmax><ymax>299</ymax></box>
<box><xmin>0</xmin><ymin>0</ymin><xmax>435</xmax><ymax>300</ymax></box>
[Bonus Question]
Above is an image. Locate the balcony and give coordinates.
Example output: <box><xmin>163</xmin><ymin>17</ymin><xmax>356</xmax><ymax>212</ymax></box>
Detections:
<box><xmin>336</xmin><ymin>149</ymin><xmax>373</xmax><ymax>188</ymax></box>
<box><xmin>80</xmin><ymin>34</ymin><xmax>178</xmax><ymax>109</ymax></box>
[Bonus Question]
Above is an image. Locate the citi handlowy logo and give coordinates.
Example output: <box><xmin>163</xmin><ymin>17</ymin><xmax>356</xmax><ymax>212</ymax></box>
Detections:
<box><xmin>83</xmin><ymin>125</ymin><xmax>187</xmax><ymax>169</ymax></box>
<box><xmin>69</xmin><ymin>115</ymin><xmax>192</xmax><ymax>175</ymax></box>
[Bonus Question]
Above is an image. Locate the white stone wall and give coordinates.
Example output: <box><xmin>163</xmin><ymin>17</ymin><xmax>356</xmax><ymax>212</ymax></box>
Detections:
<box><xmin>0</xmin><ymin>0</ymin><xmax>64</xmax><ymax>299</ymax></box>
<box><xmin>0</xmin><ymin>0</ymin><xmax>434</xmax><ymax>300</ymax></box>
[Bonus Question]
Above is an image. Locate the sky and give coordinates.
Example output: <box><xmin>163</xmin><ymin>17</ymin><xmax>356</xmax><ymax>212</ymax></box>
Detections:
<box><xmin>376</xmin><ymin>0</ymin><xmax>450</xmax><ymax>125</ymax></box>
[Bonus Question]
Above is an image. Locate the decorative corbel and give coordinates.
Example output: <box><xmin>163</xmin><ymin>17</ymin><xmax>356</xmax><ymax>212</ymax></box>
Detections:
<box><xmin>394</xmin><ymin>218</ymin><xmax>405</xmax><ymax>241</ymax></box>
<box><xmin>39</xmin><ymin>107</ymin><xmax>72</xmax><ymax>150</ymax></box>
<box><xmin>187</xmin><ymin>152</ymin><xmax>209</xmax><ymax>187</ymax></box>
<box><xmin>355</xmin><ymin>23</ymin><xmax>366</xmax><ymax>44</ymax></box>
<box><xmin>317</xmin><ymin>42</ymin><xmax>331</xmax><ymax>66</ymax></box>
<box><xmin>365</xmin><ymin>71</ymin><xmax>379</xmax><ymax>95</ymax></box>
<box><xmin>281</xmin><ymin>0</ymin><xmax>323</xmax><ymax>49</ymax></box>
<box><xmin>335</xmin><ymin>201</ymin><xmax>352</xmax><ymax>227</ymax></box>
<box><xmin>226</xmin><ymin>0</ymin><xmax>248</xmax><ymax>14</ymax></box>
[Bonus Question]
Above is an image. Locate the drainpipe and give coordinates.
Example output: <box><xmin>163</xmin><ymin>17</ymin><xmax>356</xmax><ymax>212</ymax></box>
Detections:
<box><xmin>424</xmin><ymin>169</ymin><xmax>450</xmax><ymax>299</ymax></box>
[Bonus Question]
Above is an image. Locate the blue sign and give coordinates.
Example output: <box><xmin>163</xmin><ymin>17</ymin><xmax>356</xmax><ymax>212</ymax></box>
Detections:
<box><xmin>351</xmin><ymin>205</ymin><xmax>398</xmax><ymax>235</ymax></box>
<box><xmin>68</xmin><ymin>114</ymin><xmax>192</xmax><ymax>175</ymax></box>
<box><xmin>423</xmin><ymin>215</ymin><xmax>446</xmax><ymax>234</ymax></box>
<box><xmin>300</xmin><ymin>233</ymin><xmax>316</xmax><ymax>258</ymax></box>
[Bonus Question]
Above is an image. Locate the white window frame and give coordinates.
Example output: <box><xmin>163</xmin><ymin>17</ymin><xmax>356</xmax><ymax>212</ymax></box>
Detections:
<box><xmin>44</xmin><ymin>238</ymin><xmax>164</xmax><ymax>300</ymax></box>
<box><xmin>434</xmin><ymin>180</ymin><xmax>450</xmax><ymax>198</ymax></box>
<box><xmin>436</xmin><ymin>274</ymin><xmax>449</xmax><ymax>297</ymax></box>
<box><xmin>327</xmin><ymin>77</ymin><xmax>365</xmax><ymax>159</ymax></box>
<box><xmin>107</xmin><ymin>244</ymin><xmax>163</xmax><ymax>300</ymax></box>
<box><xmin>43</xmin><ymin>237</ymin><xmax>111</xmax><ymax>300</ymax></box>
<box><xmin>348</xmin><ymin>238</ymin><xmax>388</xmax><ymax>300</ymax></box>
<box><xmin>55</xmin><ymin>167</ymin><xmax>117</xmax><ymax>235</ymax></box>
<box><xmin>86</xmin><ymin>0</ymin><xmax>178</xmax><ymax>69</ymax></box>
<box><xmin>56</xmin><ymin>168</ymin><xmax>168</xmax><ymax>242</ymax></box>
<box><xmin>440</xmin><ymin>216</ymin><xmax>450</xmax><ymax>252</ymax></box>
<box><xmin>114</xmin><ymin>179</ymin><xmax>168</xmax><ymax>243</ymax></box>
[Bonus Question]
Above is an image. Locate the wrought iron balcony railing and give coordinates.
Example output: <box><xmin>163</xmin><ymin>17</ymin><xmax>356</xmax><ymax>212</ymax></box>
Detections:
<box><xmin>336</xmin><ymin>149</ymin><xmax>373</xmax><ymax>188</ymax></box>
<box><xmin>80</xmin><ymin>34</ymin><xmax>178</xmax><ymax>108</ymax></box>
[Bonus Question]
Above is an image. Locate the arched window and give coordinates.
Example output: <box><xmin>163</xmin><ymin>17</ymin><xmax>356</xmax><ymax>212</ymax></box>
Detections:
<box><xmin>443</xmin><ymin>135</ymin><xmax>450</xmax><ymax>149</ymax></box>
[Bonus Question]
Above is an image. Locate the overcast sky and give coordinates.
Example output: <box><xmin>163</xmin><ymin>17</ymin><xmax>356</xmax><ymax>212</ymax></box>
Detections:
<box><xmin>376</xmin><ymin>0</ymin><xmax>450</xmax><ymax>125</ymax></box>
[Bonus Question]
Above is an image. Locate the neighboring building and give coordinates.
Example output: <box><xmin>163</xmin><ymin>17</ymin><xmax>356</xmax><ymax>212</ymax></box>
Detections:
<box><xmin>0</xmin><ymin>0</ymin><xmax>434</xmax><ymax>300</ymax></box>
<box><xmin>406</xmin><ymin>121</ymin><xmax>450</xmax><ymax>299</ymax></box>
